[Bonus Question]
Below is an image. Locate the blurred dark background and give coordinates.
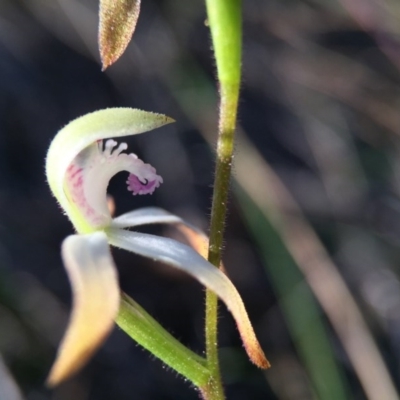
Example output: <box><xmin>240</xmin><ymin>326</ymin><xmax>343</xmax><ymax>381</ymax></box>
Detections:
<box><xmin>2</xmin><ymin>0</ymin><xmax>400</xmax><ymax>399</ymax></box>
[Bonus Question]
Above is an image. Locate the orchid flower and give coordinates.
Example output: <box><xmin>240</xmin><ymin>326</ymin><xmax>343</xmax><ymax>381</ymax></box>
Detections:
<box><xmin>45</xmin><ymin>108</ymin><xmax>268</xmax><ymax>386</ymax></box>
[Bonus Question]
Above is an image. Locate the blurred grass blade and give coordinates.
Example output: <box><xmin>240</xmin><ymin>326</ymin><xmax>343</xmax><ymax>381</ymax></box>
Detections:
<box><xmin>234</xmin><ymin>133</ymin><xmax>400</xmax><ymax>400</ymax></box>
<box><xmin>236</xmin><ymin>186</ymin><xmax>349</xmax><ymax>400</ymax></box>
<box><xmin>99</xmin><ymin>0</ymin><xmax>141</xmax><ymax>70</ymax></box>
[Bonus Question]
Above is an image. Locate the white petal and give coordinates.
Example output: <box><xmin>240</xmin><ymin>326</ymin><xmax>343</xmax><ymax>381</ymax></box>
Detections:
<box><xmin>47</xmin><ymin>232</ymin><xmax>120</xmax><ymax>386</ymax></box>
<box><xmin>112</xmin><ymin>207</ymin><xmax>225</xmax><ymax>272</ymax></box>
<box><xmin>106</xmin><ymin>228</ymin><xmax>269</xmax><ymax>368</ymax></box>
<box><xmin>46</xmin><ymin>108</ymin><xmax>173</xmax><ymax>233</ymax></box>
<box><xmin>111</xmin><ymin>207</ymin><xmax>185</xmax><ymax>228</ymax></box>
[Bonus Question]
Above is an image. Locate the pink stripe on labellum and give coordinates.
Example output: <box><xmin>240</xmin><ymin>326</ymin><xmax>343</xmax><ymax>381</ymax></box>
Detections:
<box><xmin>65</xmin><ymin>164</ymin><xmax>102</xmax><ymax>224</ymax></box>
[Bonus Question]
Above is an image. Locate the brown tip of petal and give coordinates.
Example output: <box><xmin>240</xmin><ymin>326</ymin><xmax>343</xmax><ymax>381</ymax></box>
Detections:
<box><xmin>234</xmin><ymin>302</ymin><xmax>271</xmax><ymax>369</ymax></box>
<box><xmin>243</xmin><ymin>340</ymin><xmax>271</xmax><ymax>369</ymax></box>
<box><xmin>99</xmin><ymin>0</ymin><xmax>141</xmax><ymax>70</ymax></box>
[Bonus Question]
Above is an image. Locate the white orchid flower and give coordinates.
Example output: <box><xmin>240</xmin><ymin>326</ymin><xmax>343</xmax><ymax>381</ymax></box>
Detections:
<box><xmin>45</xmin><ymin>108</ymin><xmax>268</xmax><ymax>386</ymax></box>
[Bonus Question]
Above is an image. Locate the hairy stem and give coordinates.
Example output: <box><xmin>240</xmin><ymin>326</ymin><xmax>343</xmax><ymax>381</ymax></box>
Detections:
<box><xmin>203</xmin><ymin>1</ymin><xmax>242</xmax><ymax>398</ymax></box>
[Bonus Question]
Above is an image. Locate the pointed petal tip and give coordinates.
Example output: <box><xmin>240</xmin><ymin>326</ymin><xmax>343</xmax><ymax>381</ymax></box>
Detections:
<box><xmin>160</xmin><ymin>115</ymin><xmax>175</xmax><ymax>126</ymax></box>
<box><xmin>99</xmin><ymin>50</ymin><xmax>123</xmax><ymax>70</ymax></box>
<box><xmin>100</xmin><ymin>54</ymin><xmax>116</xmax><ymax>71</ymax></box>
<box><xmin>46</xmin><ymin>342</ymin><xmax>95</xmax><ymax>387</ymax></box>
<box><xmin>46</xmin><ymin>373</ymin><xmax>59</xmax><ymax>388</ymax></box>
<box><xmin>236</xmin><ymin>313</ymin><xmax>271</xmax><ymax>369</ymax></box>
<box><xmin>152</xmin><ymin>113</ymin><xmax>175</xmax><ymax>128</ymax></box>
<box><xmin>46</xmin><ymin>326</ymin><xmax>114</xmax><ymax>387</ymax></box>
<box><xmin>245</xmin><ymin>344</ymin><xmax>271</xmax><ymax>369</ymax></box>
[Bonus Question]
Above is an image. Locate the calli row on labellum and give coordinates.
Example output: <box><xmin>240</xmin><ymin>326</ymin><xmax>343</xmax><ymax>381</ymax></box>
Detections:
<box><xmin>45</xmin><ymin>108</ymin><xmax>269</xmax><ymax>386</ymax></box>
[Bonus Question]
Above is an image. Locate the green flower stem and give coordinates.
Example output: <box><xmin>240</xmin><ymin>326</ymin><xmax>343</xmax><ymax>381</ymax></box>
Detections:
<box><xmin>204</xmin><ymin>1</ymin><xmax>242</xmax><ymax>399</ymax></box>
<box><xmin>207</xmin><ymin>84</ymin><xmax>240</xmax><ymax>267</ymax></box>
<box><xmin>203</xmin><ymin>85</ymin><xmax>239</xmax><ymax>400</ymax></box>
<box><xmin>116</xmin><ymin>293</ymin><xmax>211</xmax><ymax>387</ymax></box>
